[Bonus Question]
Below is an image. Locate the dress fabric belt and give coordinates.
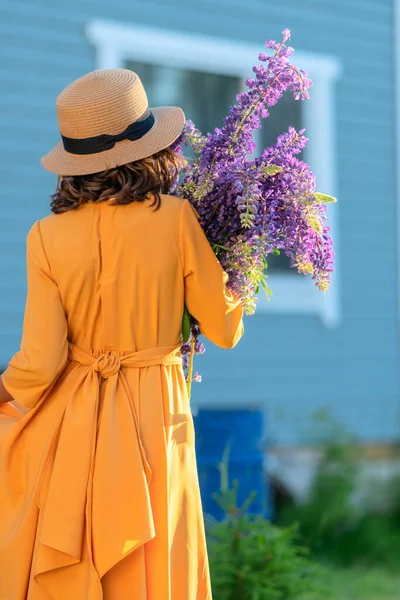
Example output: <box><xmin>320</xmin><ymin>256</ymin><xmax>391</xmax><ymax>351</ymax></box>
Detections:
<box><xmin>33</xmin><ymin>342</ymin><xmax>182</xmax><ymax>597</ymax></box>
<box><xmin>68</xmin><ymin>342</ymin><xmax>183</xmax><ymax>374</ymax></box>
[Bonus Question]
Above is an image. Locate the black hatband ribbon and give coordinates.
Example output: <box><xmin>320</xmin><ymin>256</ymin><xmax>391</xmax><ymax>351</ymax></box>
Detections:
<box><xmin>61</xmin><ymin>111</ymin><xmax>155</xmax><ymax>155</ymax></box>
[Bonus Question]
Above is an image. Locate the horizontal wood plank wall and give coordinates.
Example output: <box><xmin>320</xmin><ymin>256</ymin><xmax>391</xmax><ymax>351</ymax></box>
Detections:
<box><xmin>0</xmin><ymin>0</ymin><xmax>397</xmax><ymax>444</ymax></box>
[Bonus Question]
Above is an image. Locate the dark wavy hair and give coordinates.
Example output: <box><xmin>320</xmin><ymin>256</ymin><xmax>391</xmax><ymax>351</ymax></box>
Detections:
<box><xmin>50</xmin><ymin>147</ymin><xmax>185</xmax><ymax>214</ymax></box>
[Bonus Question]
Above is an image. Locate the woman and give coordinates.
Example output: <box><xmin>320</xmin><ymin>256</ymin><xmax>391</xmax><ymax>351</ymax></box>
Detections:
<box><xmin>0</xmin><ymin>69</ymin><xmax>243</xmax><ymax>599</ymax></box>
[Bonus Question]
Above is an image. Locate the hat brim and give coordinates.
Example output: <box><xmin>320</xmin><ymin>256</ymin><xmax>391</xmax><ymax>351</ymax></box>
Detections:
<box><xmin>40</xmin><ymin>106</ymin><xmax>185</xmax><ymax>176</ymax></box>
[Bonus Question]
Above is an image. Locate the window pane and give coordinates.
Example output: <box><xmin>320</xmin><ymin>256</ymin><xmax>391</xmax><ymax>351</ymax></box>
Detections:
<box><xmin>260</xmin><ymin>90</ymin><xmax>303</xmax><ymax>150</ymax></box>
<box><xmin>267</xmin><ymin>252</ymin><xmax>293</xmax><ymax>272</ymax></box>
<box><xmin>125</xmin><ymin>61</ymin><xmax>240</xmax><ymax>136</ymax></box>
<box><xmin>260</xmin><ymin>91</ymin><xmax>303</xmax><ymax>273</ymax></box>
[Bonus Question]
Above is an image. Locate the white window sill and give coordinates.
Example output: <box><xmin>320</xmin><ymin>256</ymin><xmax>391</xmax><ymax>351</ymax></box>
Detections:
<box><xmin>257</xmin><ymin>274</ymin><xmax>339</xmax><ymax>328</ymax></box>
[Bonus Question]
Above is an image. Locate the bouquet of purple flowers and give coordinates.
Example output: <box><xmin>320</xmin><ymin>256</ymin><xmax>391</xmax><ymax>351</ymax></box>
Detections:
<box><xmin>172</xmin><ymin>30</ymin><xmax>336</xmax><ymax>395</ymax></box>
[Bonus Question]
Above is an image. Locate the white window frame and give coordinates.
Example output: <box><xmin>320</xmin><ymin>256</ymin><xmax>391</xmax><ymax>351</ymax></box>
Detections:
<box><xmin>86</xmin><ymin>19</ymin><xmax>342</xmax><ymax>327</ymax></box>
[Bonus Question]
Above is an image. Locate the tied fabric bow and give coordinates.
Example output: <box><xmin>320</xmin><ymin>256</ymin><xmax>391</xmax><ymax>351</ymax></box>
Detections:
<box><xmin>61</xmin><ymin>111</ymin><xmax>155</xmax><ymax>155</ymax></box>
<box><xmin>28</xmin><ymin>342</ymin><xmax>181</xmax><ymax>598</ymax></box>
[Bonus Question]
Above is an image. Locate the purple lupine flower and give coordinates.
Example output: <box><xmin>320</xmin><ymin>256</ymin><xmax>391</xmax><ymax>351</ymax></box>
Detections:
<box><xmin>194</xmin><ymin>339</ymin><xmax>206</xmax><ymax>355</ymax></box>
<box><xmin>175</xmin><ymin>30</ymin><xmax>335</xmax><ymax>383</ymax></box>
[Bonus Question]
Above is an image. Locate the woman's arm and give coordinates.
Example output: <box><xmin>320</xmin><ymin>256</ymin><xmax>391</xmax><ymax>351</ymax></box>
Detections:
<box><xmin>1</xmin><ymin>221</ymin><xmax>68</xmax><ymax>410</ymax></box>
<box><xmin>180</xmin><ymin>199</ymin><xmax>244</xmax><ymax>348</ymax></box>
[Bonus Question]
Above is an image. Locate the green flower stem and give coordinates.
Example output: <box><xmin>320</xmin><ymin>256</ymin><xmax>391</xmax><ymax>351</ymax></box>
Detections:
<box><xmin>229</xmin><ymin>63</ymin><xmax>301</xmax><ymax>152</ymax></box>
<box><xmin>186</xmin><ymin>335</ymin><xmax>196</xmax><ymax>400</ymax></box>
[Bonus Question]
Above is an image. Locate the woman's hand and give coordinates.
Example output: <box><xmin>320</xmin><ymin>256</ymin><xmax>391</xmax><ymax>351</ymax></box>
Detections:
<box><xmin>0</xmin><ymin>376</ymin><xmax>13</xmax><ymax>405</ymax></box>
<box><xmin>0</xmin><ymin>377</ymin><xmax>29</xmax><ymax>415</ymax></box>
<box><xmin>7</xmin><ymin>400</ymin><xmax>30</xmax><ymax>416</ymax></box>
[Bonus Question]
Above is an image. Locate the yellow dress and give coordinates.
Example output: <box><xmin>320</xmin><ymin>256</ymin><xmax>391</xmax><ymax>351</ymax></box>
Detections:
<box><xmin>0</xmin><ymin>195</ymin><xmax>243</xmax><ymax>600</ymax></box>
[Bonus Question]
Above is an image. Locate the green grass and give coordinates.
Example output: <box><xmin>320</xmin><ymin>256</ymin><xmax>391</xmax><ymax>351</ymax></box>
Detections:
<box><xmin>330</xmin><ymin>567</ymin><xmax>400</xmax><ymax>600</ymax></box>
<box><xmin>300</xmin><ymin>565</ymin><xmax>400</xmax><ymax>600</ymax></box>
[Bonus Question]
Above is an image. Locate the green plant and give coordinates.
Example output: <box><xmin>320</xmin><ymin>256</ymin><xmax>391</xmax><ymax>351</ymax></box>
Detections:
<box><xmin>277</xmin><ymin>420</ymin><xmax>400</xmax><ymax>569</ymax></box>
<box><xmin>326</xmin><ymin>565</ymin><xmax>400</xmax><ymax>600</ymax></box>
<box><xmin>388</xmin><ymin>473</ymin><xmax>400</xmax><ymax>525</ymax></box>
<box><xmin>279</xmin><ymin>439</ymin><xmax>360</xmax><ymax>557</ymax></box>
<box><xmin>206</xmin><ymin>459</ymin><xmax>325</xmax><ymax>600</ymax></box>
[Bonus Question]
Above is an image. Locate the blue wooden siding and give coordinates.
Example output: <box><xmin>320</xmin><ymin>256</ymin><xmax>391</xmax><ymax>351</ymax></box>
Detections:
<box><xmin>0</xmin><ymin>0</ymin><xmax>397</xmax><ymax>444</ymax></box>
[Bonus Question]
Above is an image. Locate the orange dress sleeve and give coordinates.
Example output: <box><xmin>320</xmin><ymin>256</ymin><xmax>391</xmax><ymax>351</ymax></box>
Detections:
<box><xmin>179</xmin><ymin>199</ymin><xmax>244</xmax><ymax>349</ymax></box>
<box><xmin>2</xmin><ymin>221</ymin><xmax>68</xmax><ymax>409</ymax></box>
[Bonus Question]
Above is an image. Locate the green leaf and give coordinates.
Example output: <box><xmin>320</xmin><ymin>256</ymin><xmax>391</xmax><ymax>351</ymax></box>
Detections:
<box><xmin>262</xmin><ymin>256</ymin><xmax>268</xmax><ymax>269</ymax></box>
<box><xmin>212</xmin><ymin>243</ymin><xmax>232</xmax><ymax>254</ymax></box>
<box><xmin>182</xmin><ymin>306</ymin><xmax>191</xmax><ymax>343</ymax></box>
<box><xmin>314</xmin><ymin>192</ymin><xmax>337</xmax><ymax>204</ymax></box>
<box><xmin>273</xmin><ymin>248</ymin><xmax>280</xmax><ymax>255</ymax></box>
<box><xmin>219</xmin><ymin>443</ymin><xmax>231</xmax><ymax>492</ymax></box>
<box><xmin>263</xmin><ymin>164</ymin><xmax>283</xmax><ymax>176</ymax></box>
<box><xmin>240</xmin><ymin>490</ymin><xmax>257</xmax><ymax>514</ymax></box>
<box><xmin>260</xmin><ymin>280</ymin><xmax>273</xmax><ymax>300</ymax></box>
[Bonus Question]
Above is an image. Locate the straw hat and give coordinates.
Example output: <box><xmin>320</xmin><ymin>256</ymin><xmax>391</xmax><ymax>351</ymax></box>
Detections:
<box><xmin>41</xmin><ymin>69</ymin><xmax>185</xmax><ymax>176</ymax></box>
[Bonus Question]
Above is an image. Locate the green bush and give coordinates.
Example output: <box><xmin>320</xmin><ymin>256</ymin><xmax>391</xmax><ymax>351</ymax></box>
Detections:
<box><xmin>277</xmin><ymin>428</ymin><xmax>400</xmax><ymax>569</ymax></box>
<box><xmin>278</xmin><ymin>439</ymin><xmax>360</xmax><ymax>557</ymax></box>
<box><xmin>206</xmin><ymin>459</ymin><xmax>325</xmax><ymax>600</ymax></box>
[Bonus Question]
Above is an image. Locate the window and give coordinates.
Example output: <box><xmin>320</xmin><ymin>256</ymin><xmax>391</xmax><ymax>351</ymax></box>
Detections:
<box><xmin>256</xmin><ymin>90</ymin><xmax>303</xmax><ymax>273</ymax></box>
<box><xmin>261</xmin><ymin>91</ymin><xmax>303</xmax><ymax>151</ymax></box>
<box><xmin>126</xmin><ymin>58</ymin><xmax>300</xmax><ymax>274</ymax></box>
<box><xmin>125</xmin><ymin>61</ymin><xmax>240</xmax><ymax>150</ymax></box>
<box><xmin>86</xmin><ymin>20</ymin><xmax>342</xmax><ymax>326</ymax></box>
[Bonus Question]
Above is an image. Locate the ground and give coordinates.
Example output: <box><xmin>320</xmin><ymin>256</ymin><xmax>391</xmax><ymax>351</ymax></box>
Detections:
<box><xmin>301</xmin><ymin>566</ymin><xmax>400</xmax><ymax>600</ymax></box>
